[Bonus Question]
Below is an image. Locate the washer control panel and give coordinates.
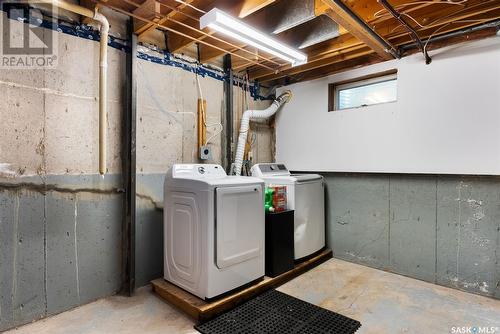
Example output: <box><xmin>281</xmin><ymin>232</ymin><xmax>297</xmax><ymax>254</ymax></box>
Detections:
<box><xmin>250</xmin><ymin>163</ymin><xmax>290</xmax><ymax>177</ymax></box>
<box><xmin>172</xmin><ymin>164</ymin><xmax>227</xmax><ymax>178</ymax></box>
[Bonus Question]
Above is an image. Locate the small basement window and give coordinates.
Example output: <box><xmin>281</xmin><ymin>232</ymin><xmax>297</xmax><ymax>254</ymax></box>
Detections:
<box><xmin>329</xmin><ymin>70</ymin><xmax>398</xmax><ymax>111</ymax></box>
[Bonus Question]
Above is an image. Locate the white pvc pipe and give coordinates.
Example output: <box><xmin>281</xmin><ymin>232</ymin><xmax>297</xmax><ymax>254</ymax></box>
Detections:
<box><xmin>93</xmin><ymin>10</ymin><xmax>109</xmax><ymax>175</ymax></box>
<box><xmin>31</xmin><ymin>1</ymin><xmax>109</xmax><ymax>175</ymax></box>
<box><xmin>233</xmin><ymin>91</ymin><xmax>291</xmax><ymax>176</ymax></box>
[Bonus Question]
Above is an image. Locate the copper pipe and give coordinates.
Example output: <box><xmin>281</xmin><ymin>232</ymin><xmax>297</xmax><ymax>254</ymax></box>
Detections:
<box><xmin>197</xmin><ymin>98</ymin><xmax>207</xmax><ymax>150</ymax></box>
<box><xmin>202</xmin><ymin>100</ymin><xmax>206</xmax><ymax>146</ymax></box>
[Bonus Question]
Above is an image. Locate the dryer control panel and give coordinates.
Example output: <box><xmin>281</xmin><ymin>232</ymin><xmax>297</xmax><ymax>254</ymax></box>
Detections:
<box><xmin>251</xmin><ymin>163</ymin><xmax>290</xmax><ymax>177</ymax></box>
<box><xmin>172</xmin><ymin>164</ymin><xmax>227</xmax><ymax>179</ymax></box>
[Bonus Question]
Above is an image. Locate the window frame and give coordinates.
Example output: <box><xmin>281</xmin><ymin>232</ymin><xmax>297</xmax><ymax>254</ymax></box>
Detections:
<box><xmin>328</xmin><ymin>69</ymin><xmax>398</xmax><ymax>112</ymax></box>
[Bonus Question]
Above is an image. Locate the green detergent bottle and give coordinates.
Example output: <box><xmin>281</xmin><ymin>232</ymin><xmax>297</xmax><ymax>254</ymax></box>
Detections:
<box><xmin>264</xmin><ymin>187</ymin><xmax>275</xmax><ymax>213</ymax></box>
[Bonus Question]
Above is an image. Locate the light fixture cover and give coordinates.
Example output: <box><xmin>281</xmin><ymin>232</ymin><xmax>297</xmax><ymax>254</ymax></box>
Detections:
<box><xmin>200</xmin><ymin>8</ymin><xmax>307</xmax><ymax>66</ymax></box>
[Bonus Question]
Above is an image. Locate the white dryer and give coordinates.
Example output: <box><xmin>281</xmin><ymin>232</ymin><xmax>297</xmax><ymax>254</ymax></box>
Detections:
<box><xmin>251</xmin><ymin>163</ymin><xmax>325</xmax><ymax>260</ymax></box>
<box><xmin>164</xmin><ymin>164</ymin><xmax>265</xmax><ymax>300</ymax></box>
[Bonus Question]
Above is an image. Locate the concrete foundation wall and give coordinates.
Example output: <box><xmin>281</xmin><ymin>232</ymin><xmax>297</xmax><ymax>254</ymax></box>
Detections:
<box><xmin>324</xmin><ymin>173</ymin><xmax>500</xmax><ymax>299</ymax></box>
<box><xmin>0</xmin><ymin>12</ymin><xmax>127</xmax><ymax>331</ymax></box>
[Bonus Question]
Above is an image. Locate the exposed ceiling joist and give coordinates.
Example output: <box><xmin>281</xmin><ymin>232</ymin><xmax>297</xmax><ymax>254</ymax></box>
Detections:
<box><xmin>247</xmin><ymin>0</ymin><xmax>500</xmax><ymax>82</ymax></box>
<box><xmin>95</xmin><ymin>0</ymin><xmax>278</xmax><ymax>70</ymax></box>
<box><xmin>315</xmin><ymin>0</ymin><xmax>398</xmax><ymax>60</ymax></box>
<box><xmin>89</xmin><ymin>0</ymin><xmax>500</xmax><ymax>86</ymax></box>
<box><xmin>379</xmin><ymin>0</ymin><xmax>432</xmax><ymax>63</ymax></box>
<box><xmin>252</xmin><ymin>46</ymin><xmax>375</xmax><ymax>82</ymax></box>
<box><xmin>135</xmin><ymin>0</ymin><xmax>196</xmax><ymax>36</ymax></box>
<box><xmin>133</xmin><ymin>0</ymin><xmax>161</xmax><ymax>32</ymax></box>
<box><xmin>282</xmin><ymin>23</ymin><xmax>499</xmax><ymax>85</ymax></box>
<box><xmin>253</xmin><ymin>11</ymin><xmax>500</xmax><ymax>83</ymax></box>
<box><xmin>230</xmin><ymin>0</ymin><xmax>440</xmax><ymax>70</ymax></box>
<box><xmin>237</xmin><ymin>0</ymin><xmax>276</xmax><ymax>18</ymax></box>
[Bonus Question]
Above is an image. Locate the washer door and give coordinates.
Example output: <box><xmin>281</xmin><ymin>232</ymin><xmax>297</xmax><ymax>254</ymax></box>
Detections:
<box><xmin>215</xmin><ymin>185</ymin><xmax>263</xmax><ymax>269</ymax></box>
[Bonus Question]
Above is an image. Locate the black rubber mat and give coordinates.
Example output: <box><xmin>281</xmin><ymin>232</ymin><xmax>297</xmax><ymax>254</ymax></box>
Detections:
<box><xmin>195</xmin><ymin>289</ymin><xmax>361</xmax><ymax>334</ymax></box>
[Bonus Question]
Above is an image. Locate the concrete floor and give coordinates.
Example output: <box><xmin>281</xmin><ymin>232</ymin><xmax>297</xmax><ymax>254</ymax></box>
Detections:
<box><xmin>6</xmin><ymin>259</ymin><xmax>500</xmax><ymax>334</ymax></box>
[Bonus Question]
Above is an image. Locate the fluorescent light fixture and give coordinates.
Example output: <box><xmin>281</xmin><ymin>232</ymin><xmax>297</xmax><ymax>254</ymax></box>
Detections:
<box><xmin>200</xmin><ymin>8</ymin><xmax>307</xmax><ymax>66</ymax></box>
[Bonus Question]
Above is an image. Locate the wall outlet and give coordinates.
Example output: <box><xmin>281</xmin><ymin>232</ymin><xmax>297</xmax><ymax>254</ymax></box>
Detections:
<box><xmin>200</xmin><ymin>146</ymin><xmax>212</xmax><ymax>160</ymax></box>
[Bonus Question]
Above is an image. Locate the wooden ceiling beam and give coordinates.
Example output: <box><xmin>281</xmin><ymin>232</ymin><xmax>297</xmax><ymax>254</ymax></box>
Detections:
<box><xmin>247</xmin><ymin>0</ymin><xmax>500</xmax><ymax>80</ymax></box>
<box><xmin>255</xmin><ymin>11</ymin><xmax>500</xmax><ymax>83</ymax></box>
<box><xmin>192</xmin><ymin>0</ymin><xmax>445</xmax><ymax>66</ymax></box>
<box><xmin>255</xmin><ymin>47</ymin><xmax>376</xmax><ymax>82</ymax></box>
<box><xmin>232</xmin><ymin>0</ymin><xmax>473</xmax><ymax>72</ymax></box>
<box><xmin>276</xmin><ymin>53</ymin><xmax>383</xmax><ymax>85</ymax></box>
<box><xmin>226</xmin><ymin>0</ymin><xmax>438</xmax><ymax>69</ymax></box>
<box><xmin>238</xmin><ymin>0</ymin><xmax>276</xmax><ymax>18</ymax></box>
<box><xmin>315</xmin><ymin>0</ymin><xmax>397</xmax><ymax>60</ymax></box>
<box><xmin>272</xmin><ymin>22</ymin><xmax>499</xmax><ymax>87</ymax></box>
<box><xmin>136</xmin><ymin>0</ymin><xmax>197</xmax><ymax>37</ymax></box>
<box><xmin>133</xmin><ymin>0</ymin><xmax>161</xmax><ymax>33</ymax></box>
<box><xmin>94</xmin><ymin>0</ymin><xmax>277</xmax><ymax>71</ymax></box>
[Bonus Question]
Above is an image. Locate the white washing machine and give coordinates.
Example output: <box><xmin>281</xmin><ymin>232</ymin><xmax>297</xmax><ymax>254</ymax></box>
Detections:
<box><xmin>164</xmin><ymin>164</ymin><xmax>265</xmax><ymax>300</ymax></box>
<box><xmin>251</xmin><ymin>163</ymin><xmax>325</xmax><ymax>260</ymax></box>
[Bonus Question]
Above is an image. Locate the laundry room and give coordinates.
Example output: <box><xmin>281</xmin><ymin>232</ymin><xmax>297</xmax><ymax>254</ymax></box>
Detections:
<box><xmin>1</xmin><ymin>0</ymin><xmax>500</xmax><ymax>333</ymax></box>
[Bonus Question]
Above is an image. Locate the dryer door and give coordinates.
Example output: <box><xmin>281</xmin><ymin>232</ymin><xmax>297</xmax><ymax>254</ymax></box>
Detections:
<box><xmin>215</xmin><ymin>185</ymin><xmax>263</xmax><ymax>269</ymax></box>
<box><xmin>166</xmin><ymin>192</ymin><xmax>201</xmax><ymax>288</ymax></box>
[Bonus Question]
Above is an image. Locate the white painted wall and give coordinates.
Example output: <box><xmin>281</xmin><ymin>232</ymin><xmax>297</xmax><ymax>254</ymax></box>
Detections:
<box><xmin>276</xmin><ymin>37</ymin><xmax>500</xmax><ymax>175</ymax></box>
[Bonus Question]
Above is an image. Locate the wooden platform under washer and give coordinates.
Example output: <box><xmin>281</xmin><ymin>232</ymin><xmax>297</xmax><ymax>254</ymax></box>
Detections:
<box><xmin>151</xmin><ymin>248</ymin><xmax>333</xmax><ymax>322</ymax></box>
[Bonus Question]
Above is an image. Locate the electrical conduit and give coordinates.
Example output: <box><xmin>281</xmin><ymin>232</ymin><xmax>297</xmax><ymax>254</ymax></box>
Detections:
<box><xmin>32</xmin><ymin>0</ymin><xmax>110</xmax><ymax>175</ymax></box>
<box><xmin>233</xmin><ymin>91</ymin><xmax>291</xmax><ymax>176</ymax></box>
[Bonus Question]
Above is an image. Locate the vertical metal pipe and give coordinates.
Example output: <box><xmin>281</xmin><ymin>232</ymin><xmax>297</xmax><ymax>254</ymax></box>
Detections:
<box><xmin>123</xmin><ymin>18</ymin><xmax>137</xmax><ymax>296</ymax></box>
<box><xmin>223</xmin><ymin>54</ymin><xmax>233</xmax><ymax>173</ymax></box>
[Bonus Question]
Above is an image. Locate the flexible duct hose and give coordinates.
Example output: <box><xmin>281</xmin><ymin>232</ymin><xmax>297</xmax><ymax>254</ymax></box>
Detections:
<box><xmin>233</xmin><ymin>91</ymin><xmax>292</xmax><ymax>176</ymax></box>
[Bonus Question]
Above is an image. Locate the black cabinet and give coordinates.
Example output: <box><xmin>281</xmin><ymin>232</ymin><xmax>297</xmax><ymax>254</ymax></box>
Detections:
<box><xmin>265</xmin><ymin>210</ymin><xmax>294</xmax><ymax>277</ymax></box>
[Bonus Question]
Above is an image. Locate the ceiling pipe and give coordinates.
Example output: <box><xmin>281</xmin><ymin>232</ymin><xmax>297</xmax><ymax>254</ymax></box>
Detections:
<box><xmin>400</xmin><ymin>19</ymin><xmax>500</xmax><ymax>52</ymax></box>
<box><xmin>32</xmin><ymin>0</ymin><xmax>109</xmax><ymax>175</ymax></box>
<box><xmin>378</xmin><ymin>0</ymin><xmax>432</xmax><ymax>64</ymax></box>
